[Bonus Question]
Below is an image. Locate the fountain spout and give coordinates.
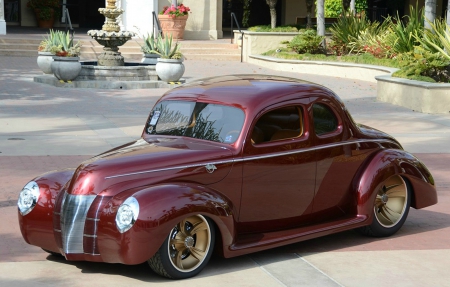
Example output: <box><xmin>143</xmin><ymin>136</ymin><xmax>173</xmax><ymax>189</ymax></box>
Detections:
<box><xmin>87</xmin><ymin>0</ymin><xmax>135</xmax><ymax>66</ymax></box>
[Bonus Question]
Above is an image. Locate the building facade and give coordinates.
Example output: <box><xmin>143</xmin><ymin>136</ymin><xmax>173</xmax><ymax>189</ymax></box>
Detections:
<box><xmin>0</xmin><ymin>1</ymin><xmax>447</xmax><ymax>37</ymax></box>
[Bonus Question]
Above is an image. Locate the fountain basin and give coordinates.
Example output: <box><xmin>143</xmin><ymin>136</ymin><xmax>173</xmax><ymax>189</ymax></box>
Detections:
<box><xmin>33</xmin><ymin>62</ymin><xmax>184</xmax><ymax>89</ymax></box>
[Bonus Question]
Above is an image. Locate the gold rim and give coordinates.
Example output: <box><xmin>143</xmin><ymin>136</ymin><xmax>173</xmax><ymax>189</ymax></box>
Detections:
<box><xmin>167</xmin><ymin>215</ymin><xmax>211</xmax><ymax>273</ymax></box>
<box><xmin>374</xmin><ymin>175</ymin><xmax>408</xmax><ymax>228</ymax></box>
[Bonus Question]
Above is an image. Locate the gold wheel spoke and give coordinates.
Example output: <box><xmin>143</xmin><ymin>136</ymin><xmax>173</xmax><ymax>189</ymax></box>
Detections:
<box><xmin>178</xmin><ymin>219</ymin><xmax>188</xmax><ymax>236</ymax></box>
<box><xmin>173</xmin><ymin>251</ymin><xmax>184</xmax><ymax>270</ymax></box>
<box><xmin>170</xmin><ymin>237</ymin><xmax>186</xmax><ymax>250</ymax></box>
<box><xmin>190</xmin><ymin>246</ymin><xmax>206</xmax><ymax>261</ymax></box>
<box><xmin>379</xmin><ymin>208</ymin><xmax>395</xmax><ymax>224</ymax></box>
<box><xmin>385</xmin><ymin>199</ymin><xmax>404</xmax><ymax>216</ymax></box>
<box><xmin>191</xmin><ymin>221</ymin><xmax>208</xmax><ymax>235</ymax></box>
<box><xmin>386</xmin><ymin>188</ymin><xmax>405</xmax><ymax>197</ymax></box>
<box><xmin>384</xmin><ymin>184</ymin><xmax>401</xmax><ymax>193</ymax></box>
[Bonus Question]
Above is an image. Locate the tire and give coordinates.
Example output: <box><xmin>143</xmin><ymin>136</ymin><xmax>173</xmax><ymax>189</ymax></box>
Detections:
<box><xmin>359</xmin><ymin>175</ymin><xmax>411</xmax><ymax>237</ymax></box>
<box><xmin>148</xmin><ymin>214</ymin><xmax>215</xmax><ymax>279</ymax></box>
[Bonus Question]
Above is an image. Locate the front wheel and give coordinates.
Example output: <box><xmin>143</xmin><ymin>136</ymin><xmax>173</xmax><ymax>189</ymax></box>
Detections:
<box><xmin>359</xmin><ymin>175</ymin><xmax>411</xmax><ymax>237</ymax></box>
<box><xmin>148</xmin><ymin>214</ymin><xmax>215</xmax><ymax>279</ymax></box>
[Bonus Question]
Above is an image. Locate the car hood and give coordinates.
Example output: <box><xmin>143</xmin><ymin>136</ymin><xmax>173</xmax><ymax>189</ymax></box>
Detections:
<box><xmin>67</xmin><ymin>137</ymin><xmax>234</xmax><ymax>196</ymax></box>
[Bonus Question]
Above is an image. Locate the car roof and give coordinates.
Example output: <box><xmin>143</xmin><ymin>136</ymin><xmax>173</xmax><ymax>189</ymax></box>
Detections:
<box><xmin>159</xmin><ymin>75</ymin><xmax>338</xmax><ymax>111</ymax></box>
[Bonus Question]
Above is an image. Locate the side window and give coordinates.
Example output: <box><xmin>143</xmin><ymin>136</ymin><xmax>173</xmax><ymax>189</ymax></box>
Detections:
<box><xmin>251</xmin><ymin>106</ymin><xmax>303</xmax><ymax>144</ymax></box>
<box><xmin>313</xmin><ymin>103</ymin><xmax>338</xmax><ymax>136</ymax></box>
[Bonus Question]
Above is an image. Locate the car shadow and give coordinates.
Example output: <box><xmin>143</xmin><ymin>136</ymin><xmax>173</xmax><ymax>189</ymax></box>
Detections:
<box><xmin>41</xmin><ymin>208</ymin><xmax>450</xmax><ymax>282</ymax></box>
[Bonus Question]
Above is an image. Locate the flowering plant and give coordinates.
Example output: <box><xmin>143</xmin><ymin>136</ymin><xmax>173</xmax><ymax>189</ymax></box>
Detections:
<box><xmin>160</xmin><ymin>3</ymin><xmax>190</xmax><ymax>18</ymax></box>
<box><xmin>27</xmin><ymin>0</ymin><xmax>61</xmax><ymax>20</ymax></box>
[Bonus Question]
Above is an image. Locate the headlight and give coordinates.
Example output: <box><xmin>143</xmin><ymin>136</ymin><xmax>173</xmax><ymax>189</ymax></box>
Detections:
<box><xmin>115</xmin><ymin>197</ymin><xmax>140</xmax><ymax>233</ymax></box>
<box><xmin>18</xmin><ymin>181</ymin><xmax>40</xmax><ymax>216</ymax></box>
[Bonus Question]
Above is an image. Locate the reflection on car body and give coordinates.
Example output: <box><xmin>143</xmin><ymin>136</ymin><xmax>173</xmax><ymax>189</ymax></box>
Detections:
<box><xmin>17</xmin><ymin>75</ymin><xmax>437</xmax><ymax>279</ymax></box>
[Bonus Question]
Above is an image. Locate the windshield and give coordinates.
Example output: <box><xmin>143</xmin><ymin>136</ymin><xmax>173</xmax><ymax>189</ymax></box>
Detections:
<box><xmin>145</xmin><ymin>100</ymin><xmax>245</xmax><ymax>144</ymax></box>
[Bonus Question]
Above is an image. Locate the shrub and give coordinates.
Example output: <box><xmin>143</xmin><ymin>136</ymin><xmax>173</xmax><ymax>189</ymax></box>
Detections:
<box><xmin>248</xmin><ymin>25</ymin><xmax>298</xmax><ymax>32</ymax></box>
<box><xmin>393</xmin><ymin>47</ymin><xmax>450</xmax><ymax>83</ymax></box>
<box><xmin>329</xmin><ymin>13</ymin><xmax>370</xmax><ymax>54</ymax></box>
<box><xmin>287</xmin><ymin>29</ymin><xmax>324</xmax><ymax>54</ymax></box>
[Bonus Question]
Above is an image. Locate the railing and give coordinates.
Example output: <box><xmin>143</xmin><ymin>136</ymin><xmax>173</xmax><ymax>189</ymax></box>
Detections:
<box><xmin>61</xmin><ymin>4</ymin><xmax>74</xmax><ymax>43</ymax></box>
<box><xmin>230</xmin><ymin>12</ymin><xmax>243</xmax><ymax>63</ymax></box>
<box><xmin>152</xmin><ymin>11</ymin><xmax>163</xmax><ymax>37</ymax></box>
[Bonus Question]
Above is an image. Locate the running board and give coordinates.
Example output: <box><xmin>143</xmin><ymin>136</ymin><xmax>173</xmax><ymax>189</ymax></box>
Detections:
<box><xmin>225</xmin><ymin>215</ymin><xmax>368</xmax><ymax>258</ymax></box>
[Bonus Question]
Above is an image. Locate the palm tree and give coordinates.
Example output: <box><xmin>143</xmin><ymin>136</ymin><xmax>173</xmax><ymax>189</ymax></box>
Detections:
<box><xmin>306</xmin><ymin>0</ymin><xmax>314</xmax><ymax>28</ymax></box>
<box><xmin>317</xmin><ymin>0</ymin><xmax>325</xmax><ymax>51</ymax></box>
<box><xmin>266</xmin><ymin>0</ymin><xmax>277</xmax><ymax>28</ymax></box>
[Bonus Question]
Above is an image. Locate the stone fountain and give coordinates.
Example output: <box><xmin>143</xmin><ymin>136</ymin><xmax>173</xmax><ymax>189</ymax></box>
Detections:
<box><xmin>33</xmin><ymin>0</ymin><xmax>183</xmax><ymax>89</ymax></box>
<box><xmin>87</xmin><ymin>0</ymin><xmax>134</xmax><ymax>66</ymax></box>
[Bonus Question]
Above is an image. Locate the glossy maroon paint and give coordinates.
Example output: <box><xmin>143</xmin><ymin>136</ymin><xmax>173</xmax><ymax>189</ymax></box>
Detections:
<box><xmin>18</xmin><ymin>75</ymin><xmax>437</xmax><ymax>265</ymax></box>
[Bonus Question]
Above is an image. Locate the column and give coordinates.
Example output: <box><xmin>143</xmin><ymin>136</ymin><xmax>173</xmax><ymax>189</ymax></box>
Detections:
<box><xmin>0</xmin><ymin>0</ymin><xmax>6</xmax><ymax>35</ymax></box>
<box><xmin>121</xmin><ymin>0</ymin><xmax>157</xmax><ymax>36</ymax></box>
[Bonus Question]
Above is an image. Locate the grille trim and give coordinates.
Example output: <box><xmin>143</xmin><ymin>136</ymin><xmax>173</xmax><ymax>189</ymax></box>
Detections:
<box><xmin>60</xmin><ymin>192</ymin><xmax>96</xmax><ymax>254</ymax></box>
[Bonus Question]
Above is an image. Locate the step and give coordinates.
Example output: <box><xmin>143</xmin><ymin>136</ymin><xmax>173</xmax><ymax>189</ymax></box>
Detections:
<box><xmin>0</xmin><ymin>43</ymin><xmax>37</xmax><ymax>51</ymax></box>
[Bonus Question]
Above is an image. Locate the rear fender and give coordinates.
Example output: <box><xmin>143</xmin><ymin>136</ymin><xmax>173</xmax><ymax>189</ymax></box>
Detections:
<box><xmin>97</xmin><ymin>183</ymin><xmax>235</xmax><ymax>264</ymax></box>
<box><xmin>355</xmin><ymin>149</ymin><xmax>437</xmax><ymax>221</ymax></box>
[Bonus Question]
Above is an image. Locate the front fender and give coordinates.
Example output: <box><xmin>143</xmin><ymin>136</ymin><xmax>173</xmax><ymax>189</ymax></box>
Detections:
<box><xmin>355</xmin><ymin>149</ymin><xmax>437</xmax><ymax>221</ymax></box>
<box><xmin>18</xmin><ymin>169</ymin><xmax>75</xmax><ymax>253</ymax></box>
<box><xmin>97</xmin><ymin>183</ymin><xmax>235</xmax><ymax>265</ymax></box>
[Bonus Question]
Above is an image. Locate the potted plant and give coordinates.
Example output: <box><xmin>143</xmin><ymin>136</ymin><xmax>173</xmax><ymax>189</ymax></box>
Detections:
<box><xmin>27</xmin><ymin>0</ymin><xmax>61</xmax><ymax>28</ymax></box>
<box><xmin>37</xmin><ymin>30</ymin><xmax>58</xmax><ymax>74</ymax></box>
<box><xmin>140</xmin><ymin>33</ymin><xmax>161</xmax><ymax>65</ymax></box>
<box><xmin>158</xmin><ymin>2</ymin><xmax>191</xmax><ymax>40</ymax></box>
<box><xmin>49</xmin><ymin>30</ymin><xmax>82</xmax><ymax>82</ymax></box>
<box><xmin>149</xmin><ymin>34</ymin><xmax>185</xmax><ymax>82</ymax></box>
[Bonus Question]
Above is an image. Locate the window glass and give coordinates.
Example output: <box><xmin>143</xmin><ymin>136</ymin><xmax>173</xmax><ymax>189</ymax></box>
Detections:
<box><xmin>313</xmin><ymin>103</ymin><xmax>338</xmax><ymax>135</ymax></box>
<box><xmin>252</xmin><ymin>106</ymin><xmax>303</xmax><ymax>144</ymax></box>
<box><xmin>146</xmin><ymin>101</ymin><xmax>245</xmax><ymax>144</ymax></box>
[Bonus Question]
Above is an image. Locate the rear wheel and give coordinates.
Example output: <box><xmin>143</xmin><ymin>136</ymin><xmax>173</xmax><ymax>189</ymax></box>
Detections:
<box><xmin>359</xmin><ymin>175</ymin><xmax>411</xmax><ymax>237</ymax></box>
<box><xmin>148</xmin><ymin>214</ymin><xmax>215</xmax><ymax>279</ymax></box>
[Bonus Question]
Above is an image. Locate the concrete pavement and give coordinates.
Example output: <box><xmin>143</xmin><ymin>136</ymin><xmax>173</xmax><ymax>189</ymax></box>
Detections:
<box><xmin>1</xmin><ymin>55</ymin><xmax>450</xmax><ymax>286</ymax></box>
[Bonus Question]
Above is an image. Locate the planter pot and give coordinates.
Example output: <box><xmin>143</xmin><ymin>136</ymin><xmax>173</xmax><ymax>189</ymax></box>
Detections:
<box><xmin>155</xmin><ymin>58</ymin><xmax>185</xmax><ymax>82</ymax></box>
<box><xmin>51</xmin><ymin>57</ymin><xmax>82</xmax><ymax>81</ymax></box>
<box><xmin>158</xmin><ymin>15</ymin><xmax>188</xmax><ymax>40</ymax></box>
<box><xmin>34</xmin><ymin>8</ymin><xmax>55</xmax><ymax>28</ymax></box>
<box><xmin>37</xmin><ymin>52</ymin><xmax>54</xmax><ymax>74</ymax></box>
<box><xmin>141</xmin><ymin>53</ymin><xmax>160</xmax><ymax>65</ymax></box>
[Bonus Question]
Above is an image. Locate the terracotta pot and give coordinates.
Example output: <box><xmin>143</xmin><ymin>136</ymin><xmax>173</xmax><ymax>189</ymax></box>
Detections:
<box><xmin>51</xmin><ymin>57</ymin><xmax>82</xmax><ymax>82</ymax></box>
<box><xmin>155</xmin><ymin>58</ymin><xmax>185</xmax><ymax>82</ymax></box>
<box><xmin>34</xmin><ymin>8</ymin><xmax>55</xmax><ymax>28</ymax></box>
<box><xmin>37</xmin><ymin>51</ymin><xmax>54</xmax><ymax>74</ymax></box>
<box><xmin>158</xmin><ymin>14</ymin><xmax>188</xmax><ymax>40</ymax></box>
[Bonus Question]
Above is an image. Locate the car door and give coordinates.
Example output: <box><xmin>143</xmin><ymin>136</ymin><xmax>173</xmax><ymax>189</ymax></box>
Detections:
<box><xmin>309</xmin><ymin>95</ymin><xmax>366</xmax><ymax>223</ymax></box>
<box><xmin>238</xmin><ymin>99</ymin><xmax>316</xmax><ymax>233</ymax></box>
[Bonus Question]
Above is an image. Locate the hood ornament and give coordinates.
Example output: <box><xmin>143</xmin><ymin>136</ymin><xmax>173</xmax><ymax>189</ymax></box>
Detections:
<box><xmin>205</xmin><ymin>164</ymin><xmax>217</xmax><ymax>174</ymax></box>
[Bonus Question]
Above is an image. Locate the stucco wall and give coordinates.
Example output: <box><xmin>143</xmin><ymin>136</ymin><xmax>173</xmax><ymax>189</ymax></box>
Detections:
<box><xmin>283</xmin><ymin>0</ymin><xmax>312</xmax><ymax>25</ymax></box>
<box><xmin>158</xmin><ymin>0</ymin><xmax>223</xmax><ymax>40</ymax></box>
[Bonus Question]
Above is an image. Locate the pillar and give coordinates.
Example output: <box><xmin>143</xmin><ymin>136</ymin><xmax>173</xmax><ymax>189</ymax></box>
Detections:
<box><xmin>0</xmin><ymin>0</ymin><xmax>6</xmax><ymax>35</ymax></box>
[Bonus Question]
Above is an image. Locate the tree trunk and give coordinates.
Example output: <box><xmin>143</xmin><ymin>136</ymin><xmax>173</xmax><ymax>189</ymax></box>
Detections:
<box><xmin>266</xmin><ymin>0</ymin><xmax>277</xmax><ymax>29</ymax></box>
<box><xmin>342</xmin><ymin>0</ymin><xmax>351</xmax><ymax>13</ymax></box>
<box><xmin>424</xmin><ymin>0</ymin><xmax>437</xmax><ymax>30</ymax></box>
<box><xmin>317</xmin><ymin>0</ymin><xmax>325</xmax><ymax>50</ymax></box>
<box><xmin>306</xmin><ymin>0</ymin><xmax>314</xmax><ymax>28</ymax></box>
<box><xmin>350</xmin><ymin>0</ymin><xmax>356</xmax><ymax>14</ymax></box>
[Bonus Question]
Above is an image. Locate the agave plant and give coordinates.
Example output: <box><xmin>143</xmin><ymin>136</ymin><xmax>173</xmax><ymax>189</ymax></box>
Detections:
<box><xmin>49</xmin><ymin>30</ymin><xmax>81</xmax><ymax>57</ymax></box>
<box><xmin>149</xmin><ymin>34</ymin><xmax>183</xmax><ymax>59</ymax></box>
<box><xmin>141</xmin><ymin>33</ymin><xmax>161</xmax><ymax>54</ymax></box>
<box><xmin>415</xmin><ymin>19</ymin><xmax>450</xmax><ymax>58</ymax></box>
<box><xmin>329</xmin><ymin>13</ymin><xmax>370</xmax><ymax>54</ymax></box>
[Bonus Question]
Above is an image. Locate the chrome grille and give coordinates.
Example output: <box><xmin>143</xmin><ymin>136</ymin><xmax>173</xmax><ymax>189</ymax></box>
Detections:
<box><xmin>60</xmin><ymin>192</ymin><xmax>96</xmax><ymax>254</ymax></box>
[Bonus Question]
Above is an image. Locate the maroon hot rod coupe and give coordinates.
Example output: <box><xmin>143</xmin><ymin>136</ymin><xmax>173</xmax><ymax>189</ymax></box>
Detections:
<box><xmin>18</xmin><ymin>75</ymin><xmax>437</xmax><ymax>279</ymax></box>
